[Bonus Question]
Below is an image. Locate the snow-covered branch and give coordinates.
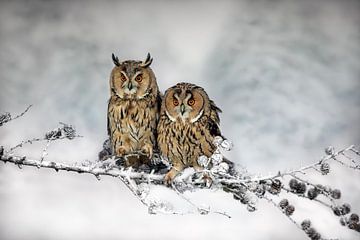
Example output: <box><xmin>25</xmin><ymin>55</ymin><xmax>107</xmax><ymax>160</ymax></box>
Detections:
<box><xmin>1</xmin><ymin>106</ymin><xmax>360</xmax><ymax>240</ymax></box>
<box><xmin>0</xmin><ymin>150</ymin><xmax>164</xmax><ymax>183</ymax></box>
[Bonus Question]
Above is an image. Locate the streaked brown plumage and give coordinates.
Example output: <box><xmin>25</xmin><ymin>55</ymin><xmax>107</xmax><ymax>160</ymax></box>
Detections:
<box><xmin>107</xmin><ymin>53</ymin><xmax>160</xmax><ymax>166</ymax></box>
<box><xmin>157</xmin><ymin>82</ymin><xmax>222</xmax><ymax>183</ymax></box>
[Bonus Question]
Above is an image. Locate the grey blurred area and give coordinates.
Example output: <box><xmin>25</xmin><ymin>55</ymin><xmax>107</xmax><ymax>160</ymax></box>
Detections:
<box><xmin>0</xmin><ymin>0</ymin><xmax>359</xmax><ymax>239</ymax></box>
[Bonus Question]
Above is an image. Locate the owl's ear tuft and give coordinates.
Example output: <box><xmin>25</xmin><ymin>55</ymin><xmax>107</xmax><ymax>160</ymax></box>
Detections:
<box><xmin>140</xmin><ymin>53</ymin><xmax>153</xmax><ymax>68</ymax></box>
<box><xmin>112</xmin><ymin>53</ymin><xmax>120</xmax><ymax>66</ymax></box>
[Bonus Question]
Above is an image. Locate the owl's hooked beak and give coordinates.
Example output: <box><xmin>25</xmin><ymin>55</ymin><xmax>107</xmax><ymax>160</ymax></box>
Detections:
<box><xmin>180</xmin><ymin>103</ymin><xmax>186</xmax><ymax>115</ymax></box>
<box><xmin>123</xmin><ymin>81</ymin><xmax>137</xmax><ymax>96</ymax></box>
<box><xmin>127</xmin><ymin>82</ymin><xmax>133</xmax><ymax>91</ymax></box>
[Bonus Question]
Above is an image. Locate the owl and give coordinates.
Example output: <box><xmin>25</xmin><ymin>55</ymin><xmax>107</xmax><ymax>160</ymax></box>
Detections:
<box><xmin>107</xmin><ymin>53</ymin><xmax>160</xmax><ymax>167</ymax></box>
<box><xmin>157</xmin><ymin>82</ymin><xmax>222</xmax><ymax>183</ymax></box>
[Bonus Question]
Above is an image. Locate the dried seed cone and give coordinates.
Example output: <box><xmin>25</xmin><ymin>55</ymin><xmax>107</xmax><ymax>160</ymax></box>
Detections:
<box><xmin>350</xmin><ymin>213</ymin><xmax>359</xmax><ymax>223</ymax></box>
<box><xmin>279</xmin><ymin>199</ymin><xmax>289</xmax><ymax>209</ymax></box>
<box><xmin>342</xmin><ymin>203</ymin><xmax>351</xmax><ymax>215</ymax></box>
<box><xmin>301</xmin><ymin>219</ymin><xmax>311</xmax><ymax>230</ymax></box>
<box><xmin>331</xmin><ymin>189</ymin><xmax>341</xmax><ymax>199</ymax></box>
<box><xmin>297</xmin><ymin>183</ymin><xmax>307</xmax><ymax>194</ymax></box>
<box><xmin>306</xmin><ymin>227</ymin><xmax>321</xmax><ymax>240</ymax></box>
<box><xmin>333</xmin><ymin>207</ymin><xmax>342</xmax><ymax>216</ymax></box>
<box><xmin>349</xmin><ymin>222</ymin><xmax>360</xmax><ymax>232</ymax></box>
<box><xmin>307</xmin><ymin>188</ymin><xmax>319</xmax><ymax>200</ymax></box>
<box><xmin>285</xmin><ymin>205</ymin><xmax>295</xmax><ymax>216</ymax></box>
<box><xmin>320</xmin><ymin>162</ymin><xmax>330</xmax><ymax>175</ymax></box>
<box><xmin>289</xmin><ymin>179</ymin><xmax>298</xmax><ymax>190</ymax></box>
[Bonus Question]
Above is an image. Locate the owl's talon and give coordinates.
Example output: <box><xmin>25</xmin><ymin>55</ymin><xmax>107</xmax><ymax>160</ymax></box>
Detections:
<box><xmin>141</xmin><ymin>143</ymin><xmax>153</xmax><ymax>159</ymax></box>
<box><xmin>164</xmin><ymin>168</ymin><xmax>179</xmax><ymax>185</ymax></box>
<box><xmin>115</xmin><ymin>146</ymin><xmax>127</xmax><ymax>157</ymax></box>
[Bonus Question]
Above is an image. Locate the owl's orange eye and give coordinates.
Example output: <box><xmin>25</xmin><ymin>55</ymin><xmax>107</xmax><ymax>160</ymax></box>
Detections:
<box><xmin>135</xmin><ymin>74</ymin><xmax>143</xmax><ymax>82</ymax></box>
<box><xmin>173</xmin><ymin>99</ymin><xmax>179</xmax><ymax>106</ymax></box>
<box><xmin>120</xmin><ymin>73</ymin><xmax>127</xmax><ymax>82</ymax></box>
<box><xmin>188</xmin><ymin>99</ymin><xmax>195</xmax><ymax>106</ymax></box>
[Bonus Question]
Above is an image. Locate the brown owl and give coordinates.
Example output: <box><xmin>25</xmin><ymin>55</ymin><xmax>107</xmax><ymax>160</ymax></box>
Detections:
<box><xmin>157</xmin><ymin>82</ymin><xmax>222</xmax><ymax>183</ymax></box>
<box><xmin>107</xmin><ymin>53</ymin><xmax>160</xmax><ymax>167</ymax></box>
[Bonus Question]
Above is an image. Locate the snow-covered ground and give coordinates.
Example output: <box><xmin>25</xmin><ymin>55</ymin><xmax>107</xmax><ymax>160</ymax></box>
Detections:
<box><xmin>0</xmin><ymin>0</ymin><xmax>359</xmax><ymax>239</ymax></box>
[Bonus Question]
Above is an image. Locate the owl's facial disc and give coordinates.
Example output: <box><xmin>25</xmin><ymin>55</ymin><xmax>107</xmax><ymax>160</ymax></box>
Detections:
<box><xmin>173</xmin><ymin>94</ymin><xmax>196</xmax><ymax>122</ymax></box>
<box><xmin>111</xmin><ymin>58</ymin><xmax>155</xmax><ymax>100</ymax></box>
<box><xmin>165</xmin><ymin>86</ymin><xmax>205</xmax><ymax>123</ymax></box>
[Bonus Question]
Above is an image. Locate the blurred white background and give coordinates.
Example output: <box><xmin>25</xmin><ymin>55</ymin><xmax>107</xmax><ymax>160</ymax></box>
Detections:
<box><xmin>0</xmin><ymin>0</ymin><xmax>359</xmax><ymax>239</ymax></box>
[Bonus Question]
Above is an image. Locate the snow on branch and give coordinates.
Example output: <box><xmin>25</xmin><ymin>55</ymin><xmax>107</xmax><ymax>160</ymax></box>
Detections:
<box><xmin>1</xmin><ymin>106</ymin><xmax>360</xmax><ymax>240</ymax></box>
<box><xmin>0</xmin><ymin>151</ymin><xmax>164</xmax><ymax>182</ymax></box>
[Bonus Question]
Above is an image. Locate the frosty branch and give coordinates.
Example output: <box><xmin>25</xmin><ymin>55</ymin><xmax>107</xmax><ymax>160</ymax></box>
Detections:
<box><xmin>1</xmin><ymin>106</ymin><xmax>360</xmax><ymax>240</ymax></box>
<box><xmin>0</xmin><ymin>105</ymin><xmax>32</xmax><ymax>126</ymax></box>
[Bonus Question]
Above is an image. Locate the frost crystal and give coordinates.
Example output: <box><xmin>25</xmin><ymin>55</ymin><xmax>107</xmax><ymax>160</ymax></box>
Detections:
<box><xmin>211</xmin><ymin>162</ymin><xmax>229</xmax><ymax>175</ymax></box>
<box><xmin>247</xmin><ymin>182</ymin><xmax>259</xmax><ymax>192</ymax></box>
<box><xmin>210</xmin><ymin>150</ymin><xmax>223</xmax><ymax>165</ymax></box>
<box><xmin>220</xmin><ymin>140</ymin><xmax>233</xmax><ymax>151</ymax></box>
<box><xmin>197</xmin><ymin>155</ymin><xmax>209</xmax><ymax>168</ymax></box>
<box><xmin>325</xmin><ymin>146</ymin><xmax>335</xmax><ymax>155</ymax></box>
<box><xmin>212</xmin><ymin>136</ymin><xmax>224</xmax><ymax>147</ymax></box>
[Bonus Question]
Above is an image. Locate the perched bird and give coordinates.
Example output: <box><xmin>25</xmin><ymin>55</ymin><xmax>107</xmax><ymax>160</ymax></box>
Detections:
<box><xmin>157</xmin><ymin>82</ymin><xmax>223</xmax><ymax>183</ymax></box>
<box><xmin>107</xmin><ymin>53</ymin><xmax>161</xmax><ymax>167</ymax></box>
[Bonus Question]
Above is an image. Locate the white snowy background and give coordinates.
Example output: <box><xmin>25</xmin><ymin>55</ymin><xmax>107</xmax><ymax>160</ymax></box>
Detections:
<box><xmin>0</xmin><ymin>0</ymin><xmax>359</xmax><ymax>239</ymax></box>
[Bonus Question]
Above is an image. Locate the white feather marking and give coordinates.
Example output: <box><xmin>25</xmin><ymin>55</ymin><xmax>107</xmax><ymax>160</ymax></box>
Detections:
<box><xmin>124</xmin><ymin>88</ymin><xmax>137</xmax><ymax>95</ymax></box>
<box><xmin>165</xmin><ymin>110</ymin><xmax>176</xmax><ymax>122</ymax></box>
<box><xmin>190</xmin><ymin>109</ymin><xmax>204</xmax><ymax>123</ymax></box>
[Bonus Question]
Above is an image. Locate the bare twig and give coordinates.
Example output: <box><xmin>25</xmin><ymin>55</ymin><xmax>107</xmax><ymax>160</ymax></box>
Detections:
<box><xmin>240</xmin><ymin>145</ymin><xmax>356</xmax><ymax>183</ymax></box>
<box><xmin>0</xmin><ymin>105</ymin><xmax>32</xmax><ymax>126</ymax></box>
<box><xmin>171</xmin><ymin>182</ymin><xmax>232</xmax><ymax>218</ymax></box>
<box><xmin>7</xmin><ymin>135</ymin><xmax>82</xmax><ymax>154</ymax></box>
